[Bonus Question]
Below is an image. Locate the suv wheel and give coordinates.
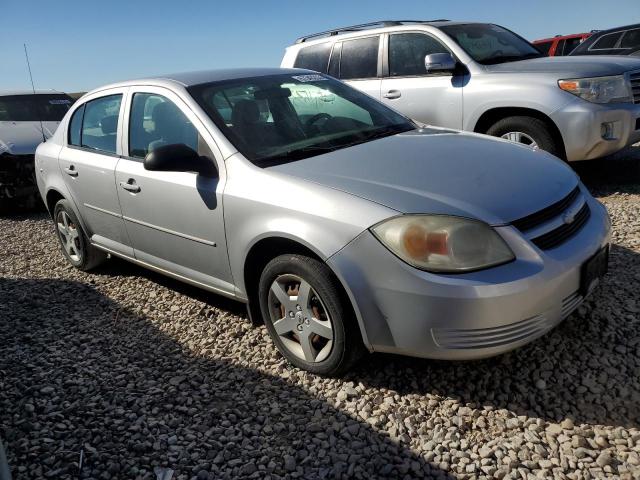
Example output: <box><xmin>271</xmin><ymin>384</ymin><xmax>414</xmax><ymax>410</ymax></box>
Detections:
<box><xmin>487</xmin><ymin>116</ymin><xmax>561</xmax><ymax>158</ymax></box>
<box><xmin>258</xmin><ymin>254</ymin><xmax>365</xmax><ymax>376</ymax></box>
<box><xmin>54</xmin><ymin>199</ymin><xmax>106</xmax><ymax>271</ymax></box>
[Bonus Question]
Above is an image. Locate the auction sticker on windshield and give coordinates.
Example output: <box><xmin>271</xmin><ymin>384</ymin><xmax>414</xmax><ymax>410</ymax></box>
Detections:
<box><xmin>292</xmin><ymin>74</ymin><xmax>327</xmax><ymax>82</ymax></box>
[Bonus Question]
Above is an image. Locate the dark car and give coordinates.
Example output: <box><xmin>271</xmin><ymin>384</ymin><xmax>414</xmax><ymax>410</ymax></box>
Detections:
<box><xmin>570</xmin><ymin>24</ymin><xmax>640</xmax><ymax>56</ymax></box>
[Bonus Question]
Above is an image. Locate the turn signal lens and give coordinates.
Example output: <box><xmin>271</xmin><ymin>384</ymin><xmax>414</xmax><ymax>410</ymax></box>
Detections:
<box><xmin>372</xmin><ymin>215</ymin><xmax>515</xmax><ymax>273</ymax></box>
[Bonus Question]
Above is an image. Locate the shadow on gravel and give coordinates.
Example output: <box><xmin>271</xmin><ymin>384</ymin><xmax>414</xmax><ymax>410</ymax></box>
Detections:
<box><xmin>351</xmin><ymin>243</ymin><xmax>640</xmax><ymax>430</ymax></box>
<box><xmin>575</xmin><ymin>144</ymin><xmax>640</xmax><ymax>196</ymax></box>
<box><xmin>0</xmin><ymin>278</ymin><xmax>452</xmax><ymax>480</ymax></box>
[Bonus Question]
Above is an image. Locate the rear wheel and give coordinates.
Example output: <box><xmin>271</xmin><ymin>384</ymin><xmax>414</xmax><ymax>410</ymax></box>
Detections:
<box><xmin>54</xmin><ymin>199</ymin><xmax>106</xmax><ymax>271</ymax></box>
<box><xmin>258</xmin><ymin>254</ymin><xmax>364</xmax><ymax>376</ymax></box>
<box><xmin>486</xmin><ymin>116</ymin><xmax>561</xmax><ymax>158</ymax></box>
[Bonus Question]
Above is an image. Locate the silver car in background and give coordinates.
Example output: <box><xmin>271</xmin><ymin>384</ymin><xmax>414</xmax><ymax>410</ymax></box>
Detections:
<box><xmin>36</xmin><ymin>68</ymin><xmax>610</xmax><ymax>375</ymax></box>
<box><xmin>282</xmin><ymin>20</ymin><xmax>640</xmax><ymax>161</ymax></box>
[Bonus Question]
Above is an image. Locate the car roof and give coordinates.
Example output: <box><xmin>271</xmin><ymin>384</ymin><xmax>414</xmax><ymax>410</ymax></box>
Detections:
<box><xmin>0</xmin><ymin>89</ymin><xmax>67</xmax><ymax>97</ymax></box>
<box><xmin>590</xmin><ymin>23</ymin><xmax>640</xmax><ymax>36</ymax></box>
<box><xmin>533</xmin><ymin>33</ymin><xmax>591</xmax><ymax>43</ymax></box>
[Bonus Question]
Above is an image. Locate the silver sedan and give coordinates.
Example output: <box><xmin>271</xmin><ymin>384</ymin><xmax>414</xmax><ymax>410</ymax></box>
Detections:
<box><xmin>36</xmin><ymin>68</ymin><xmax>611</xmax><ymax>375</ymax></box>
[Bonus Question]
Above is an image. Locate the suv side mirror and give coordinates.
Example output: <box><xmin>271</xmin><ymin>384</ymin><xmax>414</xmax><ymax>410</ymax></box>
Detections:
<box><xmin>144</xmin><ymin>144</ymin><xmax>217</xmax><ymax>177</ymax></box>
<box><xmin>424</xmin><ymin>53</ymin><xmax>457</xmax><ymax>73</ymax></box>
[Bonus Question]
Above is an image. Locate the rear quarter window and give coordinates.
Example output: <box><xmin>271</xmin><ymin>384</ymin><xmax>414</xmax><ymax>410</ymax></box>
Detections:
<box><xmin>293</xmin><ymin>43</ymin><xmax>332</xmax><ymax>73</ymax></box>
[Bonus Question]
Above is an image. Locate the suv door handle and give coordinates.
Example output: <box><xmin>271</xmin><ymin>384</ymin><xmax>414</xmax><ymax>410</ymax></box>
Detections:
<box><xmin>383</xmin><ymin>90</ymin><xmax>401</xmax><ymax>99</ymax></box>
<box><xmin>119</xmin><ymin>179</ymin><xmax>141</xmax><ymax>193</ymax></box>
<box><xmin>64</xmin><ymin>166</ymin><xmax>78</xmax><ymax>177</ymax></box>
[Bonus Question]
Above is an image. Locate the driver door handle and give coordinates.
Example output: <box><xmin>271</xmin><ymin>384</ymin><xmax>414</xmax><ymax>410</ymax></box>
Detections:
<box><xmin>64</xmin><ymin>165</ymin><xmax>78</xmax><ymax>177</ymax></box>
<box><xmin>383</xmin><ymin>90</ymin><xmax>401</xmax><ymax>99</ymax></box>
<box><xmin>119</xmin><ymin>179</ymin><xmax>141</xmax><ymax>193</ymax></box>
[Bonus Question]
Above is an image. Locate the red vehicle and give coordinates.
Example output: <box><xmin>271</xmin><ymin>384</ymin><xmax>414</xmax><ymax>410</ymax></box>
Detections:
<box><xmin>533</xmin><ymin>32</ymin><xmax>593</xmax><ymax>56</ymax></box>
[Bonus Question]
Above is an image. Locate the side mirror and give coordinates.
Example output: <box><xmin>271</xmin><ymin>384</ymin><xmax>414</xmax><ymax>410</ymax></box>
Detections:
<box><xmin>144</xmin><ymin>144</ymin><xmax>216</xmax><ymax>177</ymax></box>
<box><xmin>424</xmin><ymin>53</ymin><xmax>457</xmax><ymax>73</ymax></box>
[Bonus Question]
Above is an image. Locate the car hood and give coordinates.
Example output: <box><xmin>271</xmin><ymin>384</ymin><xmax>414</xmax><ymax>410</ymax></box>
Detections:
<box><xmin>0</xmin><ymin>121</ymin><xmax>59</xmax><ymax>155</ymax></box>
<box><xmin>485</xmin><ymin>55</ymin><xmax>640</xmax><ymax>77</ymax></box>
<box><xmin>269</xmin><ymin>129</ymin><xmax>579</xmax><ymax>226</ymax></box>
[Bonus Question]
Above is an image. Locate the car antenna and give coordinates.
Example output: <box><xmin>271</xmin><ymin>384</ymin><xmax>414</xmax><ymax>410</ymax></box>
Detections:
<box><xmin>23</xmin><ymin>43</ymin><xmax>47</xmax><ymax>143</ymax></box>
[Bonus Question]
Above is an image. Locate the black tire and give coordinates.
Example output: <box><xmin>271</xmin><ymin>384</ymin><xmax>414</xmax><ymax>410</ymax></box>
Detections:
<box><xmin>486</xmin><ymin>116</ymin><xmax>562</xmax><ymax>158</ymax></box>
<box><xmin>258</xmin><ymin>254</ymin><xmax>365</xmax><ymax>376</ymax></box>
<box><xmin>53</xmin><ymin>199</ymin><xmax>106</xmax><ymax>271</ymax></box>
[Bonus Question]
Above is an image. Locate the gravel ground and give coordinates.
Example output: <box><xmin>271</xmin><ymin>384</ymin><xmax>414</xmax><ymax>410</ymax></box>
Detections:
<box><xmin>1</xmin><ymin>148</ymin><xmax>640</xmax><ymax>480</ymax></box>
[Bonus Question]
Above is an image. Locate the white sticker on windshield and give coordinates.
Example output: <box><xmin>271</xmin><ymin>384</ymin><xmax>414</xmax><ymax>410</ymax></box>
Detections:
<box><xmin>292</xmin><ymin>74</ymin><xmax>327</xmax><ymax>82</ymax></box>
<box><xmin>49</xmin><ymin>99</ymin><xmax>71</xmax><ymax>104</ymax></box>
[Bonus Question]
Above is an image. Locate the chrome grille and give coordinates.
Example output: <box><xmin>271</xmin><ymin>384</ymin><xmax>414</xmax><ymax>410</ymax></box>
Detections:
<box><xmin>630</xmin><ymin>71</ymin><xmax>640</xmax><ymax>104</ymax></box>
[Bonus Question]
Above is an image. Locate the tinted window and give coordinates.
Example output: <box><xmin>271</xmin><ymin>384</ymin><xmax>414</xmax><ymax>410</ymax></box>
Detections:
<box><xmin>620</xmin><ymin>29</ymin><xmax>640</xmax><ymax>49</ymax></box>
<box><xmin>129</xmin><ymin>93</ymin><xmax>199</xmax><ymax>159</ymax></box>
<box><xmin>591</xmin><ymin>32</ymin><xmax>623</xmax><ymax>50</ymax></box>
<box><xmin>189</xmin><ymin>73</ymin><xmax>413</xmax><ymax>166</ymax></box>
<box><xmin>534</xmin><ymin>41</ymin><xmax>553</xmax><ymax>56</ymax></box>
<box><xmin>68</xmin><ymin>105</ymin><xmax>84</xmax><ymax>146</ymax></box>
<box><xmin>0</xmin><ymin>94</ymin><xmax>72</xmax><ymax>122</ymax></box>
<box><xmin>389</xmin><ymin>33</ymin><xmax>450</xmax><ymax>76</ymax></box>
<box><xmin>339</xmin><ymin>37</ymin><xmax>379</xmax><ymax>79</ymax></box>
<box><xmin>81</xmin><ymin>95</ymin><xmax>122</xmax><ymax>154</ymax></box>
<box><xmin>294</xmin><ymin>43</ymin><xmax>332</xmax><ymax>73</ymax></box>
<box><xmin>561</xmin><ymin>37</ymin><xmax>582</xmax><ymax>55</ymax></box>
<box><xmin>328</xmin><ymin>43</ymin><xmax>341</xmax><ymax>77</ymax></box>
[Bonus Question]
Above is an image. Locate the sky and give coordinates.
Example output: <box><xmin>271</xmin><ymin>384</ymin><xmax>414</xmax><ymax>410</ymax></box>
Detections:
<box><xmin>1</xmin><ymin>0</ymin><xmax>638</xmax><ymax>92</ymax></box>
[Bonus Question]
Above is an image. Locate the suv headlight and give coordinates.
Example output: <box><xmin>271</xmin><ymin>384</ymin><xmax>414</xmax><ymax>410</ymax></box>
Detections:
<box><xmin>558</xmin><ymin>75</ymin><xmax>632</xmax><ymax>104</ymax></box>
<box><xmin>371</xmin><ymin>215</ymin><xmax>515</xmax><ymax>273</ymax></box>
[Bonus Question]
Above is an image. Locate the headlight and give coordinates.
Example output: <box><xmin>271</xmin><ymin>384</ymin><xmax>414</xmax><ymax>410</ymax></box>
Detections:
<box><xmin>371</xmin><ymin>215</ymin><xmax>515</xmax><ymax>273</ymax></box>
<box><xmin>558</xmin><ymin>75</ymin><xmax>632</xmax><ymax>104</ymax></box>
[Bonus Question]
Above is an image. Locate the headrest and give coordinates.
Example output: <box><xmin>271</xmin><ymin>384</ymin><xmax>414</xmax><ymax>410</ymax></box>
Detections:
<box><xmin>232</xmin><ymin>100</ymin><xmax>260</xmax><ymax>126</ymax></box>
<box><xmin>100</xmin><ymin>115</ymin><xmax>118</xmax><ymax>135</ymax></box>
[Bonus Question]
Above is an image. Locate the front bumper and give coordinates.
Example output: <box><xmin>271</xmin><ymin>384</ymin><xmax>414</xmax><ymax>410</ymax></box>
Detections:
<box><xmin>328</xmin><ymin>195</ymin><xmax>611</xmax><ymax>360</ymax></box>
<box><xmin>0</xmin><ymin>153</ymin><xmax>38</xmax><ymax>200</ymax></box>
<box><xmin>551</xmin><ymin>98</ymin><xmax>640</xmax><ymax>161</ymax></box>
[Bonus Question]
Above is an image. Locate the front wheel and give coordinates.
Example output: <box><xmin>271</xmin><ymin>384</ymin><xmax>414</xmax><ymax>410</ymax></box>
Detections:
<box><xmin>486</xmin><ymin>116</ymin><xmax>562</xmax><ymax>158</ymax></box>
<box><xmin>258</xmin><ymin>254</ymin><xmax>364</xmax><ymax>376</ymax></box>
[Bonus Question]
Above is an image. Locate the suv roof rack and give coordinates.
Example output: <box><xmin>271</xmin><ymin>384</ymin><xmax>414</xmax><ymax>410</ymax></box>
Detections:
<box><xmin>295</xmin><ymin>20</ymin><xmax>451</xmax><ymax>44</ymax></box>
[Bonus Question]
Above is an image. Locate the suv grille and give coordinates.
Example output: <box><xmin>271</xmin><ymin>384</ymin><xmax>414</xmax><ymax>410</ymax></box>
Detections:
<box><xmin>511</xmin><ymin>186</ymin><xmax>591</xmax><ymax>250</ymax></box>
<box><xmin>631</xmin><ymin>71</ymin><xmax>640</xmax><ymax>104</ymax></box>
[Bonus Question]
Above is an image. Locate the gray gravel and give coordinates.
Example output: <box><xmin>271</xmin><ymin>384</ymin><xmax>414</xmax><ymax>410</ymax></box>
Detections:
<box><xmin>1</xmin><ymin>148</ymin><xmax>640</xmax><ymax>479</ymax></box>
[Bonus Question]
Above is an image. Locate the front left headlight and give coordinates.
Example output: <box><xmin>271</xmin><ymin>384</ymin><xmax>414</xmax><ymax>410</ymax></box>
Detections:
<box><xmin>371</xmin><ymin>215</ymin><xmax>515</xmax><ymax>273</ymax></box>
<box><xmin>558</xmin><ymin>75</ymin><xmax>632</xmax><ymax>104</ymax></box>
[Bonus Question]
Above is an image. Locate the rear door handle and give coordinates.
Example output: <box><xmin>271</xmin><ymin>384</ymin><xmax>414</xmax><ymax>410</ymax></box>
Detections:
<box><xmin>383</xmin><ymin>90</ymin><xmax>401</xmax><ymax>99</ymax></box>
<box><xmin>119</xmin><ymin>179</ymin><xmax>141</xmax><ymax>193</ymax></box>
<box><xmin>64</xmin><ymin>166</ymin><xmax>78</xmax><ymax>177</ymax></box>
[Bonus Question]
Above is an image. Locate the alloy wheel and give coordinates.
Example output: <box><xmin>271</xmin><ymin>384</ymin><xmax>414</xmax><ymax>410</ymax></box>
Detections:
<box><xmin>268</xmin><ymin>274</ymin><xmax>334</xmax><ymax>363</ymax></box>
<box><xmin>56</xmin><ymin>210</ymin><xmax>83</xmax><ymax>262</ymax></box>
<box><xmin>501</xmin><ymin>131</ymin><xmax>539</xmax><ymax>148</ymax></box>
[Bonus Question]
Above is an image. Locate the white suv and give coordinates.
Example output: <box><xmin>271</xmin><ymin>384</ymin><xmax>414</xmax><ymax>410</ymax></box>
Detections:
<box><xmin>282</xmin><ymin>20</ymin><xmax>640</xmax><ymax>161</ymax></box>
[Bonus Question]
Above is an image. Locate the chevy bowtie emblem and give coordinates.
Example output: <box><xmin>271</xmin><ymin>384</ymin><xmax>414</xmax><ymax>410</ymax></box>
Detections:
<box><xmin>562</xmin><ymin>212</ymin><xmax>575</xmax><ymax>225</ymax></box>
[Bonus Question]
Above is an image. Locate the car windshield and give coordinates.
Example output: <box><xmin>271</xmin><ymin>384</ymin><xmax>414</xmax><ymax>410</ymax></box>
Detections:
<box><xmin>441</xmin><ymin>24</ymin><xmax>543</xmax><ymax>65</ymax></box>
<box><xmin>0</xmin><ymin>94</ymin><xmax>73</xmax><ymax>122</ymax></box>
<box><xmin>189</xmin><ymin>73</ymin><xmax>415</xmax><ymax>166</ymax></box>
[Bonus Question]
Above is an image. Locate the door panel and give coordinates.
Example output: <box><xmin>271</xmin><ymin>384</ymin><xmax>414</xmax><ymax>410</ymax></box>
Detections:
<box><xmin>58</xmin><ymin>91</ymin><xmax>132</xmax><ymax>257</ymax></box>
<box><xmin>381</xmin><ymin>32</ymin><xmax>464</xmax><ymax>129</ymax></box>
<box><xmin>116</xmin><ymin>88</ymin><xmax>233</xmax><ymax>295</ymax></box>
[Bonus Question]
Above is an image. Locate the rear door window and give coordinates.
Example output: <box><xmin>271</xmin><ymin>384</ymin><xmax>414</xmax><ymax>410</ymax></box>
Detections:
<box><xmin>77</xmin><ymin>95</ymin><xmax>122</xmax><ymax>154</ymax></box>
<box><xmin>389</xmin><ymin>33</ymin><xmax>450</xmax><ymax>76</ymax></box>
<box><xmin>293</xmin><ymin>43</ymin><xmax>332</xmax><ymax>73</ymax></box>
<box><xmin>339</xmin><ymin>36</ymin><xmax>380</xmax><ymax>80</ymax></box>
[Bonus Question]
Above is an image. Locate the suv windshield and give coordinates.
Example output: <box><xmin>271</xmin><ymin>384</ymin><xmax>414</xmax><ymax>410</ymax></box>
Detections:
<box><xmin>0</xmin><ymin>94</ymin><xmax>73</xmax><ymax>122</ymax></box>
<box><xmin>441</xmin><ymin>24</ymin><xmax>542</xmax><ymax>65</ymax></box>
<box><xmin>189</xmin><ymin>73</ymin><xmax>415</xmax><ymax>166</ymax></box>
